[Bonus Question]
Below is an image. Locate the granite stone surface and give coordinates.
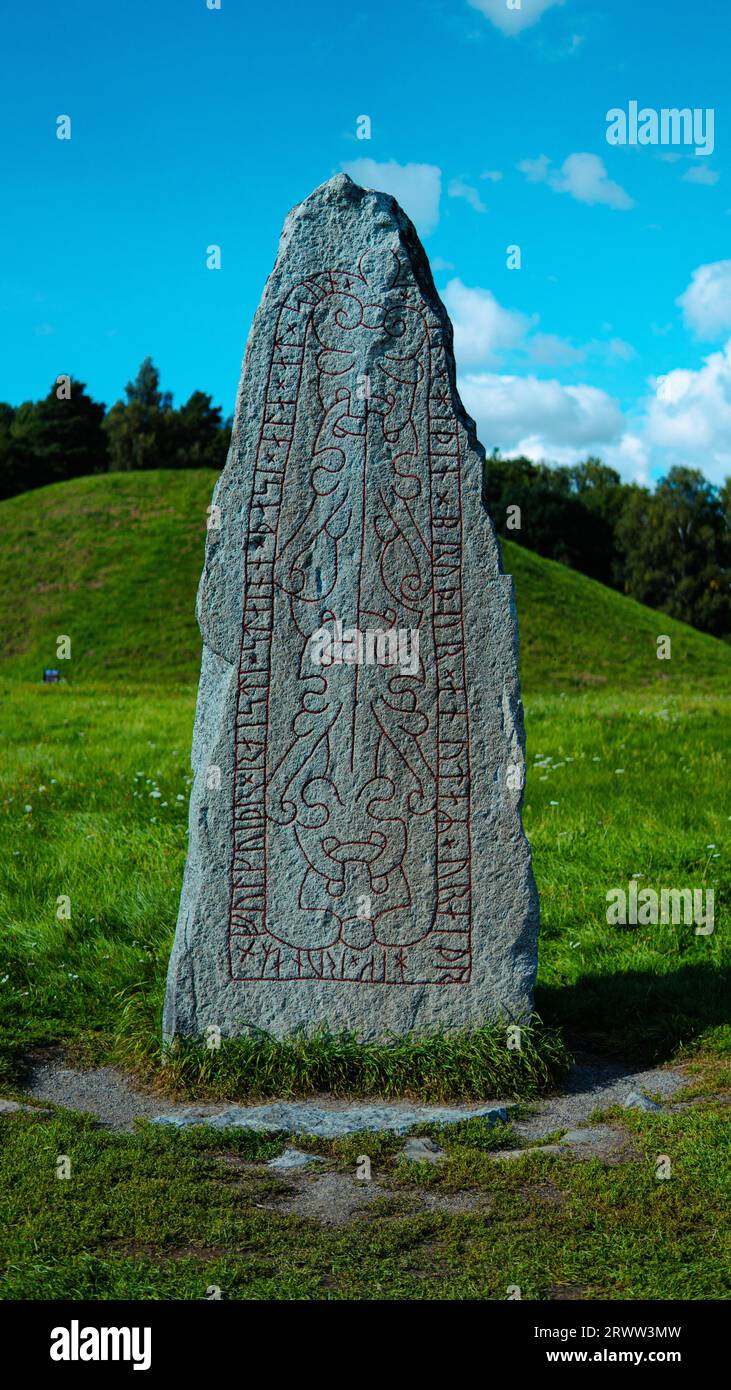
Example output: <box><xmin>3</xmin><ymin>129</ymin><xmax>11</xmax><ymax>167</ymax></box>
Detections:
<box><xmin>163</xmin><ymin>173</ymin><xmax>538</xmax><ymax>1042</ymax></box>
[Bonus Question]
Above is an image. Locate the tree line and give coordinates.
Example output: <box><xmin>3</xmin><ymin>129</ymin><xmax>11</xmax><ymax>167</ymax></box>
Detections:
<box><xmin>0</xmin><ymin>358</ymin><xmax>230</xmax><ymax>499</ymax></box>
<box><xmin>1</xmin><ymin>361</ymin><xmax>729</xmax><ymax>640</ymax></box>
<box><xmin>484</xmin><ymin>453</ymin><xmax>731</xmax><ymax>640</ymax></box>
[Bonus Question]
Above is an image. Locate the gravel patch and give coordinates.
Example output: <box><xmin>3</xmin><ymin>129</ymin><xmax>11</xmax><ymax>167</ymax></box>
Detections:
<box><xmin>265</xmin><ymin>1171</ymin><xmax>495</xmax><ymax>1225</ymax></box>
<box><xmin>22</xmin><ymin>1062</ymin><xmax>223</xmax><ymax>1133</ymax></box>
<box><xmin>18</xmin><ymin>1051</ymin><xmax>686</xmax><ymax>1140</ymax></box>
<box><xmin>510</xmin><ymin>1058</ymin><xmax>685</xmax><ymax>1143</ymax></box>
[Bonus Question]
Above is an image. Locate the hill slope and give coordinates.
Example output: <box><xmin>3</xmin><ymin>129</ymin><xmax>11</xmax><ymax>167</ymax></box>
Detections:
<box><xmin>1</xmin><ymin>469</ymin><xmax>729</xmax><ymax>693</ymax></box>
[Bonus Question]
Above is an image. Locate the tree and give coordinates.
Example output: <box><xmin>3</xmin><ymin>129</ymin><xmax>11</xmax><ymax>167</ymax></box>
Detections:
<box><xmin>103</xmin><ymin>359</ymin><xmax>230</xmax><ymax>472</ymax></box>
<box><xmin>482</xmin><ymin>452</ymin><xmax>620</xmax><ymax>586</ymax></box>
<box><xmin>616</xmin><ymin>466</ymin><xmax>731</xmax><ymax>637</ymax></box>
<box><xmin>103</xmin><ymin>357</ymin><xmax>173</xmax><ymax>471</ymax></box>
<box><xmin>0</xmin><ymin>381</ymin><xmax>107</xmax><ymax>499</ymax></box>
<box><xmin>0</xmin><ymin>402</ymin><xmax>21</xmax><ymax>500</ymax></box>
<box><xmin>167</xmin><ymin>390</ymin><xmax>230</xmax><ymax>470</ymax></box>
<box><xmin>1</xmin><ymin>361</ymin><xmax>231</xmax><ymax>497</ymax></box>
<box><xmin>564</xmin><ymin>458</ymin><xmax>627</xmax><ymax>586</ymax></box>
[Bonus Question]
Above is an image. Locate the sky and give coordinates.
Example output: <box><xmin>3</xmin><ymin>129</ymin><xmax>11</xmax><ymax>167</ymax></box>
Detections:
<box><xmin>2</xmin><ymin>0</ymin><xmax>730</xmax><ymax>485</ymax></box>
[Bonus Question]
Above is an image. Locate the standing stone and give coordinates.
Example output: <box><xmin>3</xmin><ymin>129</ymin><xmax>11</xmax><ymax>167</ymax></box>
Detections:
<box><xmin>164</xmin><ymin>173</ymin><xmax>538</xmax><ymax>1044</ymax></box>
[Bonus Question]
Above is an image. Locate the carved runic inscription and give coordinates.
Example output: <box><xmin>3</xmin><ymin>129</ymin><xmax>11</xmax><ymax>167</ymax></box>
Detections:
<box><xmin>228</xmin><ymin>253</ymin><xmax>472</xmax><ymax>985</ymax></box>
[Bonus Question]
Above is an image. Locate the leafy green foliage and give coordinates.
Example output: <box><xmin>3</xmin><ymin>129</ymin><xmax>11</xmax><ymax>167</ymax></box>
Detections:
<box><xmin>0</xmin><ymin>379</ymin><xmax>107</xmax><ymax>500</ymax></box>
<box><xmin>485</xmin><ymin>452</ymin><xmax>731</xmax><ymax>639</ymax></box>
<box><xmin>0</xmin><ymin>360</ymin><xmax>229</xmax><ymax>500</ymax></box>
<box><xmin>616</xmin><ymin>467</ymin><xmax>731</xmax><ymax>637</ymax></box>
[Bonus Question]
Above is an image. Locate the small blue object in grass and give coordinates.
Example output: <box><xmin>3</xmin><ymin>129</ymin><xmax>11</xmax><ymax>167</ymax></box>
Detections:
<box><xmin>43</xmin><ymin>669</ymin><xmax>60</xmax><ymax>683</ymax></box>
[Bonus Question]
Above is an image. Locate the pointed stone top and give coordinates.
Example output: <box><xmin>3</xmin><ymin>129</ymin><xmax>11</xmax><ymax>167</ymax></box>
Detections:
<box><xmin>273</xmin><ymin>170</ymin><xmax>438</xmax><ymax>326</ymax></box>
<box><xmin>298</xmin><ymin>170</ymin><xmax>384</xmax><ymax>205</ymax></box>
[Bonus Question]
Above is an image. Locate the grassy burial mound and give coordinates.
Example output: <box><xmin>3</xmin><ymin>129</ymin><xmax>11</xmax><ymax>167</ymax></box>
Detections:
<box><xmin>1</xmin><ymin>469</ymin><xmax>730</xmax><ymax>692</ymax></box>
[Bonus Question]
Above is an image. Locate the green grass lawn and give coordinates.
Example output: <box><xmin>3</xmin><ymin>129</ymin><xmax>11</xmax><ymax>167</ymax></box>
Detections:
<box><xmin>0</xmin><ymin>471</ymin><xmax>728</xmax><ymax>1082</ymax></box>
<box><xmin>0</xmin><ymin>472</ymin><xmax>729</xmax><ymax>1299</ymax></box>
<box><xmin>1</xmin><ymin>680</ymin><xmax>727</xmax><ymax>1088</ymax></box>
<box><xmin>1</xmin><ymin>1087</ymin><xmax>728</xmax><ymax>1299</ymax></box>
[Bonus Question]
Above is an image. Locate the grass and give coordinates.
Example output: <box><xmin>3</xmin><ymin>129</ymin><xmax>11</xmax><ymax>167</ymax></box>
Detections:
<box><xmin>0</xmin><ymin>1095</ymin><xmax>728</xmax><ymax>1299</ymax></box>
<box><xmin>527</xmin><ymin>690</ymin><xmax>729</xmax><ymax>1059</ymax></box>
<box><xmin>0</xmin><ymin>680</ymin><xmax>726</xmax><ymax>1090</ymax></box>
<box><xmin>0</xmin><ymin>471</ymin><xmax>728</xmax><ymax>1090</ymax></box>
<box><xmin>0</xmin><ymin>471</ymin><xmax>729</xmax><ymax>1299</ymax></box>
<box><xmin>2</xmin><ymin>469</ymin><xmax>730</xmax><ymax>692</ymax></box>
<box><xmin>126</xmin><ymin>1022</ymin><xmax>570</xmax><ymax>1103</ymax></box>
<box><xmin>0</xmin><ymin>471</ymin><xmax>212</xmax><ymax>685</ymax></box>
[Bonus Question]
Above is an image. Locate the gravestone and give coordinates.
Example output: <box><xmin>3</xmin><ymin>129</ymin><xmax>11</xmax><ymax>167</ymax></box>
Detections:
<box><xmin>163</xmin><ymin>173</ymin><xmax>538</xmax><ymax>1044</ymax></box>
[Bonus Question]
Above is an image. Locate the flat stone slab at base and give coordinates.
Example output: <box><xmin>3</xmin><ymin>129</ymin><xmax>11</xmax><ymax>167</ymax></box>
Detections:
<box><xmin>267</xmin><ymin>1148</ymin><xmax>324</xmax><ymax>1170</ymax></box>
<box><xmin>0</xmin><ymin>1098</ymin><xmax>50</xmax><ymax>1116</ymax></box>
<box><xmin>396</xmin><ymin>1136</ymin><xmax>446</xmax><ymax>1164</ymax></box>
<box><xmin>490</xmin><ymin>1126</ymin><xmax>630</xmax><ymax>1163</ymax></box>
<box><xmin>151</xmin><ymin>1100</ymin><xmax>509</xmax><ymax>1137</ymax></box>
<box><xmin>490</xmin><ymin>1145</ymin><xmax>566</xmax><ymax>1161</ymax></box>
<box><xmin>561</xmin><ymin>1126</ymin><xmax>617</xmax><ymax>1145</ymax></box>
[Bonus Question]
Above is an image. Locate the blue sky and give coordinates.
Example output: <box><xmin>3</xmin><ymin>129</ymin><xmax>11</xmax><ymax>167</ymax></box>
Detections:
<box><xmin>2</xmin><ymin>0</ymin><xmax>730</xmax><ymax>483</ymax></box>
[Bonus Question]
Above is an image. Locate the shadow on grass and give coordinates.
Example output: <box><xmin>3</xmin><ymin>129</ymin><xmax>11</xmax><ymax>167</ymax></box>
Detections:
<box><xmin>537</xmin><ymin>961</ymin><xmax>731</xmax><ymax>1063</ymax></box>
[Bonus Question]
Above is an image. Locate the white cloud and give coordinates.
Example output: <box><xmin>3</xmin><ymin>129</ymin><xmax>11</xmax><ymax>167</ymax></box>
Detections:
<box><xmin>559</xmin><ymin>153</ymin><xmax>634</xmax><ymax>209</ymax></box>
<box><xmin>682</xmin><ymin>166</ymin><xmax>720</xmax><ymax>186</ymax></box>
<box><xmin>448</xmin><ymin>178</ymin><xmax>487</xmax><ymax>213</ymax></box>
<box><xmin>439</xmin><ymin>273</ymin><xmax>731</xmax><ymax>486</ymax></box>
<box><xmin>643</xmin><ymin>342</ymin><xmax>731</xmax><ymax>482</ymax></box>
<box><xmin>480</xmin><ymin>169</ymin><xmax>503</xmax><ymax>182</ymax></box>
<box><xmin>443</xmin><ymin>278</ymin><xmax>534</xmax><ymax>364</ymax></box>
<box><xmin>519</xmin><ymin>151</ymin><xmax>634</xmax><ymax>210</ymax></box>
<box><xmin>529</xmin><ymin>333</ymin><xmax>636</xmax><ymax>366</ymax></box>
<box><xmin>520</xmin><ymin>154</ymin><xmax>552</xmax><ymax>183</ymax></box>
<box><xmin>435</xmin><ymin>277</ymin><xmax>731</xmax><ymax>483</ymax></box>
<box><xmin>602</xmin><ymin>433</ymin><xmax>651</xmax><ymax>486</ymax></box>
<box><xmin>599</xmin><ymin>336</ymin><xmax>636</xmax><ymax>363</ymax></box>
<box><xmin>443</xmin><ymin>279</ymin><xmax>634</xmax><ymax>372</ymax></box>
<box><xmin>529</xmin><ymin>333</ymin><xmax>585</xmax><ymax>366</ymax></box>
<box><xmin>458</xmin><ymin>365</ymin><xmax>656</xmax><ymax>482</ymax></box>
<box><xmin>431</xmin><ymin>256</ymin><xmax>455</xmax><ymax>271</ymax></box>
<box><xmin>677</xmin><ymin>260</ymin><xmax>731</xmax><ymax>338</ymax></box>
<box><xmin>459</xmin><ymin>345</ymin><xmax>731</xmax><ymax>485</ymax></box>
<box><xmin>468</xmin><ymin>0</ymin><xmax>565</xmax><ymax>37</ymax></box>
<box><xmin>459</xmin><ymin>372</ymin><xmax>625</xmax><ymax>455</ymax></box>
<box><xmin>340</xmin><ymin>159</ymin><xmax>441</xmax><ymax>234</ymax></box>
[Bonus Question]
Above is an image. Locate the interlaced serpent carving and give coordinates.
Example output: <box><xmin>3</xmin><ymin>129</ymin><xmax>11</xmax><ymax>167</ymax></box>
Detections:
<box><xmin>228</xmin><ymin>251</ymin><xmax>472</xmax><ymax>984</ymax></box>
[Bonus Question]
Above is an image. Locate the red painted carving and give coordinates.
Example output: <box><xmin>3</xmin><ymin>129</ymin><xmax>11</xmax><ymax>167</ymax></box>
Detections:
<box><xmin>228</xmin><ymin>253</ymin><xmax>472</xmax><ymax>984</ymax></box>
